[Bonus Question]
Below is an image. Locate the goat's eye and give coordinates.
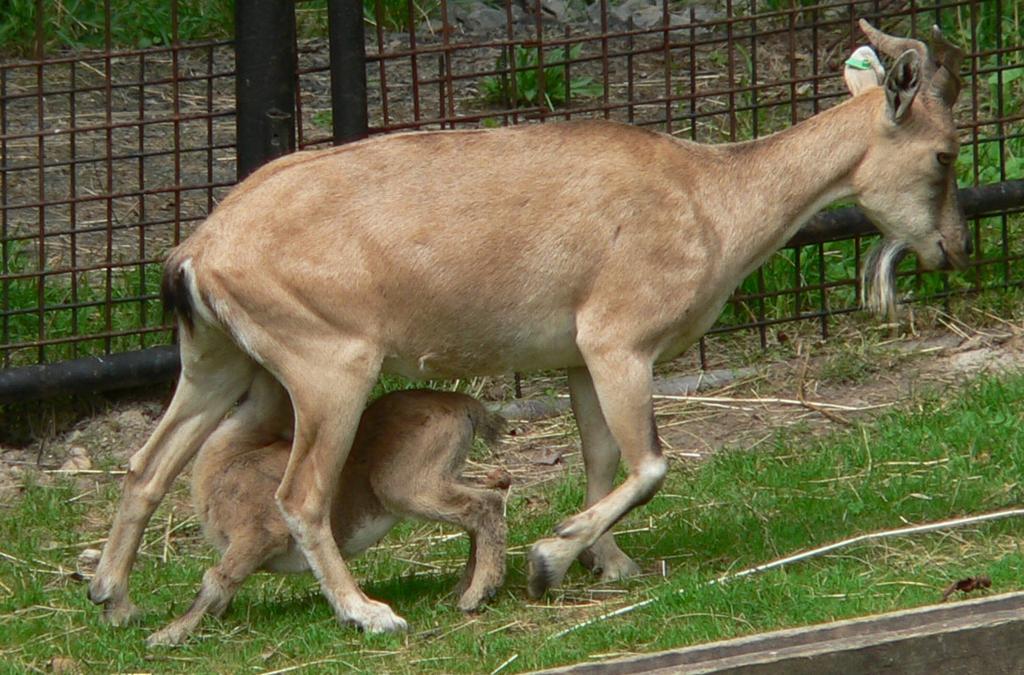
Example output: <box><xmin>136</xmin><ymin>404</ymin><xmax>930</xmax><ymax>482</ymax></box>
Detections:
<box><xmin>936</xmin><ymin>152</ymin><xmax>955</xmax><ymax>166</ymax></box>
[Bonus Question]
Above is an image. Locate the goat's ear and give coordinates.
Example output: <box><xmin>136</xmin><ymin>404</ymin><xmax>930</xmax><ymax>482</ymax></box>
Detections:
<box><xmin>843</xmin><ymin>46</ymin><xmax>885</xmax><ymax>96</ymax></box>
<box><xmin>883</xmin><ymin>49</ymin><xmax>921</xmax><ymax>123</ymax></box>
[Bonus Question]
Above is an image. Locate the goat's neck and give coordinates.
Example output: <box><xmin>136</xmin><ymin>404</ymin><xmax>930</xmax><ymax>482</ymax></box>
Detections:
<box><xmin>714</xmin><ymin>92</ymin><xmax>876</xmax><ymax>277</ymax></box>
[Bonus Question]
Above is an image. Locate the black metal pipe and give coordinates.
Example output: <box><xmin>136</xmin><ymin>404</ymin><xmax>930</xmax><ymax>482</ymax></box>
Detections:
<box><xmin>327</xmin><ymin>0</ymin><xmax>369</xmax><ymax>144</ymax></box>
<box><xmin>789</xmin><ymin>180</ymin><xmax>1024</xmax><ymax>247</ymax></box>
<box><xmin>0</xmin><ymin>346</ymin><xmax>179</xmax><ymax>405</ymax></box>
<box><xmin>234</xmin><ymin>0</ymin><xmax>297</xmax><ymax>180</ymax></box>
<box><xmin>0</xmin><ymin>180</ymin><xmax>1022</xmax><ymax>405</ymax></box>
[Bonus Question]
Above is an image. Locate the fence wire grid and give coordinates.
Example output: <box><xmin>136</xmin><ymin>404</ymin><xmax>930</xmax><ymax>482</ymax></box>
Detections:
<box><xmin>0</xmin><ymin>0</ymin><xmax>1022</xmax><ymax>373</ymax></box>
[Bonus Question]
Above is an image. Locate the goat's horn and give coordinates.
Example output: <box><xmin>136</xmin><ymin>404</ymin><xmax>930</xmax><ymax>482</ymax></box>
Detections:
<box><xmin>858</xmin><ymin>19</ymin><xmax>934</xmax><ymax>77</ymax></box>
<box><xmin>929</xmin><ymin>24</ymin><xmax>965</xmax><ymax>105</ymax></box>
<box><xmin>930</xmin><ymin>25</ymin><xmax>964</xmax><ymax>70</ymax></box>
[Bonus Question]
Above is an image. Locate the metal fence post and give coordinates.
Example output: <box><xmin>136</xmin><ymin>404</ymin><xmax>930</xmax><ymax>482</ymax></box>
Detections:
<box><xmin>234</xmin><ymin>0</ymin><xmax>297</xmax><ymax>179</ymax></box>
<box><xmin>327</xmin><ymin>0</ymin><xmax>369</xmax><ymax>144</ymax></box>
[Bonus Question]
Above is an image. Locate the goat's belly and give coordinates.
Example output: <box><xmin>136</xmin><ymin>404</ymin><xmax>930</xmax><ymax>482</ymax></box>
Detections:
<box><xmin>260</xmin><ymin>515</ymin><xmax>400</xmax><ymax>572</ymax></box>
<box><xmin>383</xmin><ymin>327</ymin><xmax>584</xmax><ymax>379</ymax></box>
<box><xmin>339</xmin><ymin>514</ymin><xmax>400</xmax><ymax>557</ymax></box>
<box><xmin>655</xmin><ymin>294</ymin><xmax>734</xmax><ymax>363</ymax></box>
<box><xmin>262</xmin><ymin>542</ymin><xmax>311</xmax><ymax>574</ymax></box>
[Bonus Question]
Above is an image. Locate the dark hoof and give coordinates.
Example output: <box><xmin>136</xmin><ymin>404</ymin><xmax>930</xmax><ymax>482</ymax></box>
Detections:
<box><xmin>88</xmin><ymin>579</ymin><xmax>142</xmax><ymax>625</ymax></box>
<box><xmin>527</xmin><ymin>547</ymin><xmax>555</xmax><ymax>599</ymax></box>
<box><xmin>87</xmin><ymin>581</ymin><xmax>107</xmax><ymax>605</ymax></box>
<box><xmin>103</xmin><ymin>601</ymin><xmax>143</xmax><ymax>626</ymax></box>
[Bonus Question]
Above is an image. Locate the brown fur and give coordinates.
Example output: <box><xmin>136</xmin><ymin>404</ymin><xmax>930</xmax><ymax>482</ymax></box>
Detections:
<box><xmin>147</xmin><ymin>381</ymin><xmax>506</xmax><ymax>646</ymax></box>
<box><xmin>91</xmin><ymin>22</ymin><xmax>970</xmax><ymax>634</ymax></box>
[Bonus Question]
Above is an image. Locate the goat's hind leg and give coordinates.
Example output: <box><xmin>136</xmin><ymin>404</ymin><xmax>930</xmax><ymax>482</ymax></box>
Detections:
<box><xmin>89</xmin><ymin>324</ymin><xmax>256</xmax><ymax>625</ymax></box>
<box><xmin>452</xmin><ymin>488</ymin><xmax>507</xmax><ymax>612</ymax></box>
<box><xmin>393</xmin><ymin>484</ymin><xmax>506</xmax><ymax>612</ymax></box>
<box><xmin>273</xmin><ymin>343</ymin><xmax>407</xmax><ymax>633</ymax></box>
<box><xmin>376</xmin><ymin>434</ymin><xmax>507</xmax><ymax>613</ymax></box>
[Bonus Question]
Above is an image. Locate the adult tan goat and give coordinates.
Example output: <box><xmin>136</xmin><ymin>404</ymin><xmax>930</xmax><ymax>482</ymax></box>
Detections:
<box><xmin>147</xmin><ymin>381</ymin><xmax>506</xmax><ymax>646</ymax></box>
<box><xmin>90</xmin><ymin>21</ymin><xmax>969</xmax><ymax>633</ymax></box>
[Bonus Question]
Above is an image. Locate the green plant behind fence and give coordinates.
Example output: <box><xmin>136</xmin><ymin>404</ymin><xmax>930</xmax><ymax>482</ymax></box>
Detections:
<box><xmin>0</xmin><ymin>0</ymin><xmax>234</xmax><ymax>52</ymax></box>
<box><xmin>0</xmin><ymin>0</ymin><xmax>437</xmax><ymax>53</ymax></box>
<box><xmin>2</xmin><ymin>243</ymin><xmax>170</xmax><ymax>366</ymax></box>
<box><xmin>480</xmin><ymin>44</ymin><xmax>605</xmax><ymax>110</ymax></box>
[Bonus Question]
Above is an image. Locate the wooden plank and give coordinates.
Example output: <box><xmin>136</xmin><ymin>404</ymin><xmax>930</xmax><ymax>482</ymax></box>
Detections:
<box><xmin>534</xmin><ymin>591</ymin><xmax>1024</xmax><ymax>674</ymax></box>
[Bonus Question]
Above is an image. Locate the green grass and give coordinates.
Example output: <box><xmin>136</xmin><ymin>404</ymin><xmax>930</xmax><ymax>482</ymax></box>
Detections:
<box><xmin>3</xmin><ymin>371</ymin><xmax>1024</xmax><ymax>672</ymax></box>
<box><xmin>1</xmin><ymin>242</ymin><xmax>170</xmax><ymax>366</ymax></box>
<box><xmin>0</xmin><ymin>0</ymin><xmax>234</xmax><ymax>52</ymax></box>
<box><xmin>0</xmin><ymin>0</ymin><xmax>436</xmax><ymax>53</ymax></box>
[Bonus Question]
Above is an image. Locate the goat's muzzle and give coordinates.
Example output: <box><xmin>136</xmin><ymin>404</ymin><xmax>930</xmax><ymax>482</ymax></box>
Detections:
<box><xmin>938</xmin><ymin>239</ymin><xmax>972</xmax><ymax>272</ymax></box>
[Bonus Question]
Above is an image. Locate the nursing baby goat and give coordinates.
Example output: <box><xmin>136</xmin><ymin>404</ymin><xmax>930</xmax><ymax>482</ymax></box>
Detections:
<box><xmin>147</xmin><ymin>378</ymin><xmax>506</xmax><ymax>646</ymax></box>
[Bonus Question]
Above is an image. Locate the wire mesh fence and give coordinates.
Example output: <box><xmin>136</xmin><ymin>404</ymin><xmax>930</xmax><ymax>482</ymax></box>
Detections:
<box><xmin>0</xmin><ymin>0</ymin><xmax>1021</xmax><ymax>380</ymax></box>
<box><xmin>1</xmin><ymin>27</ymin><xmax>235</xmax><ymax>368</ymax></box>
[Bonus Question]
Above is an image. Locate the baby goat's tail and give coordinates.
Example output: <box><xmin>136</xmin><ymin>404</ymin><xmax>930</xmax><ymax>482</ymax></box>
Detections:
<box><xmin>470</xmin><ymin>404</ymin><xmax>506</xmax><ymax>446</ymax></box>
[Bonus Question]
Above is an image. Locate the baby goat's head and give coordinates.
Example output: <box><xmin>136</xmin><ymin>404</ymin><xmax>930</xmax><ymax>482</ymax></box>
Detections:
<box><xmin>850</xmin><ymin>20</ymin><xmax>971</xmax><ymax>277</ymax></box>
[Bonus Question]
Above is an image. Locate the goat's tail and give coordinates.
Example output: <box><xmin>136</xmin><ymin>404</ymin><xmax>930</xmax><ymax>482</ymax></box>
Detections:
<box><xmin>468</xmin><ymin>402</ymin><xmax>510</xmax><ymax>491</ymax></box>
<box><xmin>161</xmin><ymin>249</ymin><xmax>196</xmax><ymax>332</ymax></box>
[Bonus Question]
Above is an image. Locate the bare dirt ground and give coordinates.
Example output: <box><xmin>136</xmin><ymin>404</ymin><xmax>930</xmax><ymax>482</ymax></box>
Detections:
<box><xmin>4</xmin><ymin>308</ymin><xmax>1023</xmax><ymax>511</ymax></box>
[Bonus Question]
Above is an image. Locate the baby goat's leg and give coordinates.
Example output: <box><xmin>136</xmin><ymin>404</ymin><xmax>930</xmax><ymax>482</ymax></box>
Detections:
<box><xmin>369</xmin><ymin>404</ymin><xmax>507</xmax><ymax>612</ymax></box>
<box><xmin>455</xmin><ymin>494</ymin><xmax>507</xmax><ymax>612</ymax></box>
<box><xmin>453</xmin><ymin>537</ymin><xmax>478</xmax><ymax>600</ymax></box>
<box><xmin>147</xmin><ymin>538</ymin><xmax>278</xmax><ymax>647</ymax></box>
<box><xmin>379</xmin><ymin>453</ymin><xmax>506</xmax><ymax>613</ymax></box>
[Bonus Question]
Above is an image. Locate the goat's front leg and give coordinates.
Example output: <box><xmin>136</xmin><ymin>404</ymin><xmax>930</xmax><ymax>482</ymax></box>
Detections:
<box><xmin>147</xmin><ymin>538</ymin><xmax>275</xmax><ymax>647</ymax></box>
<box><xmin>528</xmin><ymin>351</ymin><xmax>666</xmax><ymax>598</ymax></box>
<box><xmin>273</xmin><ymin>345</ymin><xmax>407</xmax><ymax>633</ymax></box>
<box><xmin>567</xmin><ymin>367</ymin><xmax>642</xmax><ymax>582</ymax></box>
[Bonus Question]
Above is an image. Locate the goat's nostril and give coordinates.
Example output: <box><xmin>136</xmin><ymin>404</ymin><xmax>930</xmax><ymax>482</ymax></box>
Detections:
<box><xmin>964</xmin><ymin>235</ymin><xmax>974</xmax><ymax>257</ymax></box>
